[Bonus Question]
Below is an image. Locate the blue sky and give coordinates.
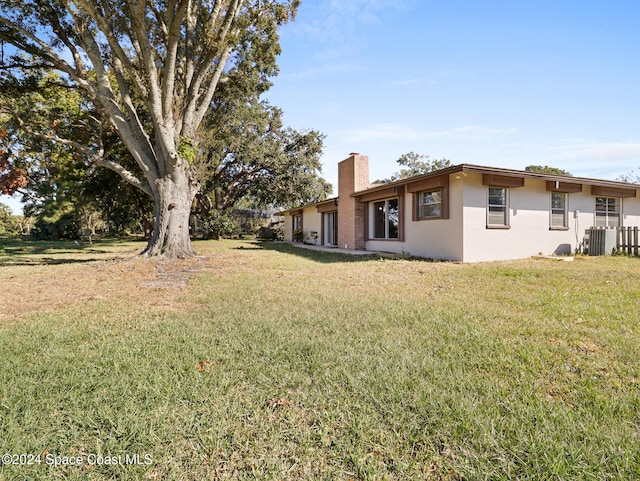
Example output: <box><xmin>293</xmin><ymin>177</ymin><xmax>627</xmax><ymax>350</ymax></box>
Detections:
<box><xmin>2</xmin><ymin>0</ymin><xmax>639</xmax><ymax>213</ymax></box>
<box><xmin>264</xmin><ymin>0</ymin><xmax>640</xmax><ymax>193</ymax></box>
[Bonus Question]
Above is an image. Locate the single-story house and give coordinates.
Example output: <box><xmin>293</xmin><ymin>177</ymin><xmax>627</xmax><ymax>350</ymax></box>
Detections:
<box><xmin>279</xmin><ymin>153</ymin><xmax>640</xmax><ymax>262</ymax></box>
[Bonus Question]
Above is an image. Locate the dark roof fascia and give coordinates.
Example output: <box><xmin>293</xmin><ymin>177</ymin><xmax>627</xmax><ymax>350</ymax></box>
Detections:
<box><xmin>460</xmin><ymin>164</ymin><xmax>640</xmax><ymax>189</ymax></box>
<box><xmin>351</xmin><ymin>164</ymin><xmax>640</xmax><ymax>197</ymax></box>
<box><xmin>276</xmin><ymin>197</ymin><xmax>338</xmax><ymax>216</ymax></box>
<box><xmin>350</xmin><ymin>164</ymin><xmax>465</xmax><ymax>198</ymax></box>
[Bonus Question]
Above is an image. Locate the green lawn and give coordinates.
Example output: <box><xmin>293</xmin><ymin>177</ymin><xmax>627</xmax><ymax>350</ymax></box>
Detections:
<box><xmin>0</xmin><ymin>238</ymin><xmax>638</xmax><ymax>480</ymax></box>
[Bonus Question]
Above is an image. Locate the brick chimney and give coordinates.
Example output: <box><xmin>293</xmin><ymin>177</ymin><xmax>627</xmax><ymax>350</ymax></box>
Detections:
<box><xmin>337</xmin><ymin>153</ymin><xmax>369</xmax><ymax>250</ymax></box>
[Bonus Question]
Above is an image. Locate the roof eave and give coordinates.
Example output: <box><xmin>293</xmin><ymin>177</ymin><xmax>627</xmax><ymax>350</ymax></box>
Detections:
<box><xmin>277</xmin><ymin>197</ymin><xmax>338</xmax><ymax>216</ymax></box>
<box><xmin>350</xmin><ymin>163</ymin><xmax>640</xmax><ymax>197</ymax></box>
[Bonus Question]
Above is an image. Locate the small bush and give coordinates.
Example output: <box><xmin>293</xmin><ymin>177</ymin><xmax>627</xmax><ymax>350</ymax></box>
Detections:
<box><xmin>257</xmin><ymin>225</ymin><xmax>284</xmax><ymax>241</ymax></box>
<box><xmin>31</xmin><ymin>211</ymin><xmax>81</xmax><ymax>240</ymax></box>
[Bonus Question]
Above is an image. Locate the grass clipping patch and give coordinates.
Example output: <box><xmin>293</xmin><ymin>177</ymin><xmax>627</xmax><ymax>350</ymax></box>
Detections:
<box><xmin>0</xmin><ymin>255</ymin><xmax>214</xmax><ymax>324</ymax></box>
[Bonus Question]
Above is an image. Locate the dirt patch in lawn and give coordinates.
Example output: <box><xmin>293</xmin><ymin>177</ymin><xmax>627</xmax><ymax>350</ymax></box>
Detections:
<box><xmin>0</xmin><ymin>255</ymin><xmax>216</xmax><ymax>324</ymax></box>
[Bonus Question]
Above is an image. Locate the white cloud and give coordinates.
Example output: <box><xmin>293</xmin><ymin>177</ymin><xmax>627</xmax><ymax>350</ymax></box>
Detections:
<box><xmin>283</xmin><ymin>61</ymin><xmax>362</xmax><ymax>80</ymax></box>
<box><xmin>342</xmin><ymin>123</ymin><xmax>517</xmax><ymax>142</ymax></box>
<box><xmin>547</xmin><ymin>140</ymin><xmax>640</xmax><ymax>178</ymax></box>
<box><xmin>551</xmin><ymin>140</ymin><xmax>640</xmax><ymax>162</ymax></box>
<box><xmin>493</xmin><ymin>138</ymin><xmax>640</xmax><ymax>179</ymax></box>
<box><xmin>290</xmin><ymin>0</ymin><xmax>416</xmax><ymax>52</ymax></box>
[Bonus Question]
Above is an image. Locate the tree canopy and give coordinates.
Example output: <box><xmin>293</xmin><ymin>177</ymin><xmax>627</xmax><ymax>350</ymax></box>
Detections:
<box><xmin>0</xmin><ymin>128</ymin><xmax>27</xmax><ymax>195</ymax></box>
<box><xmin>617</xmin><ymin>169</ymin><xmax>640</xmax><ymax>184</ymax></box>
<box><xmin>0</xmin><ymin>0</ymin><xmax>301</xmax><ymax>257</ymax></box>
<box><xmin>0</xmin><ymin>201</ymin><xmax>17</xmax><ymax>234</ymax></box>
<box><xmin>0</xmin><ymin>70</ymin><xmax>153</xmax><ymax>239</ymax></box>
<box><xmin>374</xmin><ymin>152</ymin><xmax>452</xmax><ymax>183</ymax></box>
<box><xmin>196</xmin><ymin>96</ymin><xmax>330</xmax><ymax>211</ymax></box>
<box><xmin>524</xmin><ymin>165</ymin><xmax>572</xmax><ymax>176</ymax></box>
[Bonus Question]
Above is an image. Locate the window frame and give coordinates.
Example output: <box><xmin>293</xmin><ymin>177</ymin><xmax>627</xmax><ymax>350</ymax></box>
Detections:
<box><xmin>550</xmin><ymin>192</ymin><xmax>569</xmax><ymax>230</ymax></box>
<box><xmin>292</xmin><ymin>213</ymin><xmax>303</xmax><ymax>242</ymax></box>
<box><xmin>416</xmin><ymin>188</ymin><xmax>443</xmax><ymax>220</ymax></box>
<box><xmin>323</xmin><ymin>211</ymin><xmax>338</xmax><ymax>247</ymax></box>
<box><xmin>370</xmin><ymin>197</ymin><xmax>400</xmax><ymax>240</ymax></box>
<box><xmin>486</xmin><ymin>186</ymin><xmax>510</xmax><ymax>228</ymax></box>
<box><xmin>595</xmin><ymin>196</ymin><xmax>621</xmax><ymax>228</ymax></box>
<box><xmin>292</xmin><ymin>214</ymin><xmax>301</xmax><ymax>231</ymax></box>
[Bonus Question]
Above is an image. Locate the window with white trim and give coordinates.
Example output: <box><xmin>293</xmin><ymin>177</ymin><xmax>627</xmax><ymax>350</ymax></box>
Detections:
<box><xmin>487</xmin><ymin>187</ymin><xmax>509</xmax><ymax>226</ymax></box>
<box><xmin>371</xmin><ymin>198</ymin><xmax>399</xmax><ymax>239</ymax></box>
<box><xmin>550</xmin><ymin>192</ymin><xmax>568</xmax><ymax>228</ymax></box>
<box><xmin>595</xmin><ymin>197</ymin><xmax>620</xmax><ymax>227</ymax></box>
<box><xmin>417</xmin><ymin>189</ymin><xmax>442</xmax><ymax>220</ymax></box>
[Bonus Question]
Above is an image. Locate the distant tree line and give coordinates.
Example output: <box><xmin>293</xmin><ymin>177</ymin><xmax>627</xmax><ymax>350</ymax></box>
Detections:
<box><xmin>373</xmin><ymin>154</ymin><xmax>578</xmax><ymax>184</ymax></box>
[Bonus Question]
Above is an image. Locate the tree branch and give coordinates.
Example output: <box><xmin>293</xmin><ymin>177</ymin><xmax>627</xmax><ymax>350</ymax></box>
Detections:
<box><xmin>0</xmin><ymin>17</ymin><xmax>80</xmax><ymax>81</ymax></box>
<box><xmin>94</xmin><ymin>157</ymin><xmax>153</xmax><ymax>196</ymax></box>
<box><xmin>181</xmin><ymin>0</ymin><xmax>243</xmax><ymax>137</ymax></box>
<box><xmin>161</xmin><ymin>0</ymin><xmax>189</xmax><ymax>120</ymax></box>
<box><xmin>77</xmin><ymin>0</ymin><xmax>149</xmax><ymax>99</ymax></box>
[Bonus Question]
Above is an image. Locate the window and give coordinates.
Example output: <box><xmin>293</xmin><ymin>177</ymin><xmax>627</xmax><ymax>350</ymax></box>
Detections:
<box><xmin>292</xmin><ymin>214</ymin><xmax>302</xmax><ymax>242</ymax></box>
<box><xmin>595</xmin><ymin>197</ymin><xmax>620</xmax><ymax>227</ymax></box>
<box><xmin>487</xmin><ymin>187</ymin><xmax>509</xmax><ymax>227</ymax></box>
<box><xmin>417</xmin><ymin>189</ymin><xmax>442</xmax><ymax>220</ymax></box>
<box><xmin>324</xmin><ymin>211</ymin><xmax>338</xmax><ymax>246</ymax></box>
<box><xmin>372</xmin><ymin>198</ymin><xmax>399</xmax><ymax>239</ymax></box>
<box><xmin>550</xmin><ymin>192</ymin><xmax>568</xmax><ymax>228</ymax></box>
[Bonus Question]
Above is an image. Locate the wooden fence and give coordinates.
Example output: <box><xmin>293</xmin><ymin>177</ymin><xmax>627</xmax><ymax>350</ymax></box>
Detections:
<box><xmin>617</xmin><ymin>226</ymin><xmax>640</xmax><ymax>256</ymax></box>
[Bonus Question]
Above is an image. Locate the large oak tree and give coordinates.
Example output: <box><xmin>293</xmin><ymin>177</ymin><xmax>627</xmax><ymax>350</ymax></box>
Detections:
<box><xmin>0</xmin><ymin>0</ymin><xmax>299</xmax><ymax>257</ymax></box>
<box><xmin>195</xmin><ymin>95</ymin><xmax>331</xmax><ymax>215</ymax></box>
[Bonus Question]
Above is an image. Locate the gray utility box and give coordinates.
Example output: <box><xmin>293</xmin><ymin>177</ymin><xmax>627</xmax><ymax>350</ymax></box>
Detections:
<box><xmin>587</xmin><ymin>227</ymin><xmax>617</xmax><ymax>255</ymax></box>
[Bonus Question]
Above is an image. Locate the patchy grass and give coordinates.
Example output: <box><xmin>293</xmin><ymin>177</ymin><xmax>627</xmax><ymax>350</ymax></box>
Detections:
<box><xmin>0</xmin><ymin>238</ymin><xmax>638</xmax><ymax>480</ymax></box>
<box><xmin>0</xmin><ymin>236</ymin><xmax>145</xmax><ymax>265</ymax></box>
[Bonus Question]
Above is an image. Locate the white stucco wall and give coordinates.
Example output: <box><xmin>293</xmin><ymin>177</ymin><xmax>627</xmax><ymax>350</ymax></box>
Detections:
<box><xmin>403</xmin><ymin>174</ymin><xmax>465</xmax><ymax>260</ymax></box>
<box><xmin>283</xmin><ymin>207</ymin><xmax>322</xmax><ymax>244</ymax></box>
<box><xmin>365</xmin><ymin>175</ymin><xmax>465</xmax><ymax>260</ymax></box>
<box><xmin>283</xmin><ymin>215</ymin><xmax>293</xmax><ymax>242</ymax></box>
<box><xmin>621</xmin><ymin>195</ymin><xmax>640</xmax><ymax>226</ymax></box>
<box><xmin>461</xmin><ymin>173</ymin><xmax>640</xmax><ymax>262</ymax></box>
<box><xmin>301</xmin><ymin>206</ymin><xmax>322</xmax><ymax>245</ymax></box>
<box><xmin>286</xmin><ymin>168</ymin><xmax>640</xmax><ymax>262</ymax></box>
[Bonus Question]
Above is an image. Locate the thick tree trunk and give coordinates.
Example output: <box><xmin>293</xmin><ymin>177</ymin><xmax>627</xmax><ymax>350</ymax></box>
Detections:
<box><xmin>142</xmin><ymin>168</ymin><xmax>198</xmax><ymax>258</ymax></box>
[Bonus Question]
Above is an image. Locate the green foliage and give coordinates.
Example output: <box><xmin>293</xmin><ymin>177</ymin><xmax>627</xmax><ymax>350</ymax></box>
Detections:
<box><xmin>195</xmin><ymin>95</ymin><xmax>331</xmax><ymax>215</ymax></box>
<box><xmin>198</xmin><ymin>209</ymin><xmax>238</xmax><ymax>240</ymax></box>
<box><xmin>0</xmin><ymin>0</ymin><xmax>301</xmax><ymax>256</ymax></box>
<box><xmin>30</xmin><ymin>200</ymin><xmax>81</xmax><ymax>240</ymax></box>
<box><xmin>177</xmin><ymin>137</ymin><xmax>197</xmax><ymax>164</ymax></box>
<box><xmin>617</xmin><ymin>169</ymin><xmax>640</xmax><ymax>183</ymax></box>
<box><xmin>0</xmin><ymin>202</ymin><xmax>17</xmax><ymax>234</ymax></box>
<box><xmin>257</xmin><ymin>224</ymin><xmax>284</xmax><ymax>240</ymax></box>
<box><xmin>0</xmin><ymin>71</ymin><xmax>153</xmax><ymax>238</ymax></box>
<box><xmin>525</xmin><ymin>164</ymin><xmax>573</xmax><ymax>176</ymax></box>
<box><xmin>376</xmin><ymin>152</ymin><xmax>453</xmax><ymax>183</ymax></box>
<box><xmin>81</xmin><ymin>134</ymin><xmax>154</xmax><ymax>236</ymax></box>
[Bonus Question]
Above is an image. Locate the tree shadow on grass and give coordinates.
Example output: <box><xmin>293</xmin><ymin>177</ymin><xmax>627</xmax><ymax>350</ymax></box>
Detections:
<box><xmin>0</xmin><ymin>236</ymin><xmax>141</xmax><ymax>267</ymax></box>
<box><xmin>239</xmin><ymin>240</ymin><xmax>383</xmax><ymax>264</ymax></box>
<box><xmin>0</xmin><ymin>256</ymin><xmax>113</xmax><ymax>267</ymax></box>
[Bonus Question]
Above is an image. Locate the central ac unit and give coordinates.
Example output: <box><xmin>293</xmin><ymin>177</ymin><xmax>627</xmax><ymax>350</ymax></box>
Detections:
<box><xmin>587</xmin><ymin>227</ymin><xmax>617</xmax><ymax>255</ymax></box>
